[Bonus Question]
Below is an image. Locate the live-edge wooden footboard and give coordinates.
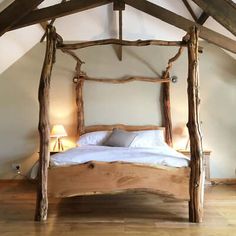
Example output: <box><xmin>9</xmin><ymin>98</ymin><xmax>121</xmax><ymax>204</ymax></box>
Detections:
<box><xmin>48</xmin><ymin>162</ymin><xmax>190</xmax><ymax>201</ymax></box>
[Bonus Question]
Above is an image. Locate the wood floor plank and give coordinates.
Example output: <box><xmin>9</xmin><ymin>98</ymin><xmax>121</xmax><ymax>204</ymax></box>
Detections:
<box><xmin>0</xmin><ymin>181</ymin><xmax>235</xmax><ymax>235</ymax></box>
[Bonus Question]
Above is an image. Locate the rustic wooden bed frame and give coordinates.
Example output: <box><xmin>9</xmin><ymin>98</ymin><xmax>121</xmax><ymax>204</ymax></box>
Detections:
<box><xmin>36</xmin><ymin>25</ymin><xmax>204</xmax><ymax>223</ymax></box>
<box><xmin>48</xmin><ymin>125</ymin><xmax>190</xmax><ymax>200</ymax></box>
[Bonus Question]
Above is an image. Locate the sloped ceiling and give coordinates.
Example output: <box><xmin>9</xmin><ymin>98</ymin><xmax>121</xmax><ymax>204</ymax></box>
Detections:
<box><xmin>0</xmin><ymin>0</ymin><xmax>235</xmax><ymax>74</ymax></box>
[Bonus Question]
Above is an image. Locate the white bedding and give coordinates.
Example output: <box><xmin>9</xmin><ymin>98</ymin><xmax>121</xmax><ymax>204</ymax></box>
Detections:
<box><xmin>50</xmin><ymin>145</ymin><xmax>190</xmax><ymax>168</ymax></box>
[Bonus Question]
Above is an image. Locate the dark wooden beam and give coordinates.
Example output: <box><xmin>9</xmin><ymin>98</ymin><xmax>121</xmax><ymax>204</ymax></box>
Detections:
<box><xmin>192</xmin><ymin>0</ymin><xmax>236</xmax><ymax>36</ymax></box>
<box><xmin>10</xmin><ymin>0</ymin><xmax>112</xmax><ymax>31</ymax></box>
<box><xmin>0</xmin><ymin>0</ymin><xmax>44</xmax><ymax>36</ymax></box>
<box><xmin>182</xmin><ymin>0</ymin><xmax>198</xmax><ymax>21</ymax></box>
<box><xmin>197</xmin><ymin>12</ymin><xmax>209</xmax><ymax>25</ymax></box>
<box><xmin>113</xmin><ymin>0</ymin><xmax>125</xmax><ymax>10</ymax></box>
<box><xmin>124</xmin><ymin>0</ymin><xmax>236</xmax><ymax>53</ymax></box>
<box><xmin>118</xmin><ymin>9</ymin><xmax>123</xmax><ymax>61</ymax></box>
<box><xmin>40</xmin><ymin>0</ymin><xmax>67</xmax><ymax>42</ymax></box>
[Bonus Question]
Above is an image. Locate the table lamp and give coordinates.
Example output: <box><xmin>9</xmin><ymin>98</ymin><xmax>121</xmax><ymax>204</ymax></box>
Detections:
<box><xmin>50</xmin><ymin>124</ymin><xmax>67</xmax><ymax>151</ymax></box>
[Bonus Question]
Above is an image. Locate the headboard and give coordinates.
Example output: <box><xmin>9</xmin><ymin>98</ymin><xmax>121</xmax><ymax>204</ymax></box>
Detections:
<box><xmin>83</xmin><ymin>124</ymin><xmax>165</xmax><ymax>134</ymax></box>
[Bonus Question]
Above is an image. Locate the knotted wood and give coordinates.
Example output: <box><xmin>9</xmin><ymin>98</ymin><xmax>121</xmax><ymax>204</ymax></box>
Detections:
<box><xmin>187</xmin><ymin>26</ymin><xmax>204</xmax><ymax>223</ymax></box>
<box><xmin>35</xmin><ymin>25</ymin><xmax>56</xmax><ymax>221</ymax></box>
<box><xmin>57</xmin><ymin>39</ymin><xmax>185</xmax><ymax>50</ymax></box>
<box><xmin>75</xmin><ymin>62</ymin><xmax>85</xmax><ymax>136</ymax></box>
<box><xmin>162</xmin><ymin>76</ymin><xmax>172</xmax><ymax>146</ymax></box>
<box><xmin>74</xmin><ymin>76</ymin><xmax>169</xmax><ymax>84</ymax></box>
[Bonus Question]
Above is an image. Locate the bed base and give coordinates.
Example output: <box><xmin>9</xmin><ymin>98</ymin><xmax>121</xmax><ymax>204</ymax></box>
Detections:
<box><xmin>48</xmin><ymin>162</ymin><xmax>190</xmax><ymax>200</ymax></box>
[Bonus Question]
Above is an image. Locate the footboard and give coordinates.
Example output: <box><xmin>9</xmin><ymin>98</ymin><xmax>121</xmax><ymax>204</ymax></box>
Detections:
<box><xmin>48</xmin><ymin>162</ymin><xmax>190</xmax><ymax>200</ymax></box>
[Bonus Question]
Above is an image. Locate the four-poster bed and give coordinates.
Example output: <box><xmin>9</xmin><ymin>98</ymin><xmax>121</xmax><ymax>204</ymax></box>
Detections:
<box><xmin>36</xmin><ymin>25</ymin><xmax>204</xmax><ymax>223</ymax></box>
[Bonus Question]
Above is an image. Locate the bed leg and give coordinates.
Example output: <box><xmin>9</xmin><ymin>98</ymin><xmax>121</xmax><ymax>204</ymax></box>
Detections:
<box><xmin>188</xmin><ymin>163</ymin><xmax>204</xmax><ymax>223</ymax></box>
<box><xmin>35</xmin><ymin>25</ymin><xmax>56</xmax><ymax>221</ymax></box>
<box><xmin>187</xmin><ymin>26</ymin><xmax>204</xmax><ymax>223</ymax></box>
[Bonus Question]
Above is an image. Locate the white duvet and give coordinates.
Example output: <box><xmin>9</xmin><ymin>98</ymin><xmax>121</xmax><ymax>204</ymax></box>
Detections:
<box><xmin>50</xmin><ymin>145</ymin><xmax>190</xmax><ymax>168</ymax></box>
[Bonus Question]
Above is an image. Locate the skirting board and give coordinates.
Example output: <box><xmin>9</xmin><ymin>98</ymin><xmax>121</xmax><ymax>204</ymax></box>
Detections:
<box><xmin>210</xmin><ymin>178</ymin><xmax>236</xmax><ymax>185</ymax></box>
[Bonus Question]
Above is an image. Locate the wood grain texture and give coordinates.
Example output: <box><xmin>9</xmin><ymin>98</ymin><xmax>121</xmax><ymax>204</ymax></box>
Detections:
<box><xmin>35</xmin><ymin>25</ymin><xmax>56</xmax><ymax>222</ymax></box>
<box><xmin>48</xmin><ymin>162</ymin><xmax>190</xmax><ymax>200</ymax></box>
<box><xmin>1</xmin><ymin>182</ymin><xmax>236</xmax><ymax>235</ymax></box>
<box><xmin>57</xmin><ymin>38</ymin><xmax>185</xmax><ymax>50</ymax></box>
<box><xmin>187</xmin><ymin>26</ymin><xmax>204</xmax><ymax>223</ymax></box>
<box><xmin>84</xmin><ymin>124</ymin><xmax>165</xmax><ymax>134</ymax></box>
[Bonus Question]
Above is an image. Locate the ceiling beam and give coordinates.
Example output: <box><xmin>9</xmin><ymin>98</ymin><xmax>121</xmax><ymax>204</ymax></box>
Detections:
<box><xmin>40</xmin><ymin>0</ymin><xmax>67</xmax><ymax>42</ymax></box>
<box><xmin>124</xmin><ymin>0</ymin><xmax>236</xmax><ymax>53</ymax></box>
<box><xmin>182</xmin><ymin>0</ymin><xmax>198</xmax><ymax>21</ymax></box>
<box><xmin>9</xmin><ymin>0</ymin><xmax>112</xmax><ymax>31</ymax></box>
<box><xmin>191</xmin><ymin>0</ymin><xmax>236</xmax><ymax>36</ymax></box>
<box><xmin>196</xmin><ymin>12</ymin><xmax>209</xmax><ymax>25</ymax></box>
<box><xmin>0</xmin><ymin>0</ymin><xmax>44</xmax><ymax>36</ymax></box>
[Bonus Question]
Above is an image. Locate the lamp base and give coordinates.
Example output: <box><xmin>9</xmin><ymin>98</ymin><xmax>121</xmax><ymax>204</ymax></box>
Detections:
<box><xmin>53</xmin><ymin>137</ymin><xmax>64</xmax><ymax>151</ymax></box>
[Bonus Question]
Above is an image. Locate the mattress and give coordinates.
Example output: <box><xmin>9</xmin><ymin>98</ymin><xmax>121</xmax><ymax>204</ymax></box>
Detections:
<box><xmin>50</xmin><ymin>145</ymin><xmax>190</xmax><ymax>168</ymax></box>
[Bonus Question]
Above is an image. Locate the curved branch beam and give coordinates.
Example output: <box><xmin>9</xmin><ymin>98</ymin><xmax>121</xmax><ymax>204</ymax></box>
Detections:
<box><xmin>163</xmin><ymin>46</ymin><xmax>184</xmax><ymax>78</ymax></box>
<box><xmin>61</xmin><ymin>49</ymin><xmax>84</xmax><ymax>64</ymax></box>
<box><xmin>74</xmin><ymin>76</ymin><xmax>170</xmax><ymax>84</ymax></box>
<box><xmin>57</xmin><ymin>38</ymin><xmax>186</xmax><ymax>50</ymax></box>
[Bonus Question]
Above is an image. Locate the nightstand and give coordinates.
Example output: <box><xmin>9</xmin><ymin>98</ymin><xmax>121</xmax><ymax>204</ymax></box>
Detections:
<box><xmin>178</xmin><ymin>149</ymin><xmax>212</xmax><ymax>181</ymax></box>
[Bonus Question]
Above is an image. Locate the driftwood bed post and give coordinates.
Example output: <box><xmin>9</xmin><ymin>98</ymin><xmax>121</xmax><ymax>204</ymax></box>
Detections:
<box><xmin>187</xmin><ymin>26</ymin><xmax>204</xmax><ymax>223</ymax></box>
<box><xmin>162</xmin><ymin>76</ymin><xmax>172</xmax><ymax>146</ymax></box>
<box><xmin>35</xmin><ymin>25</ymin><xmax>56</xmax><ymax>221</ymax></box>
<box><xmin>75</xmin><ymin>63</ymin><xmax>85</xmax><ymax>136</ymax></box>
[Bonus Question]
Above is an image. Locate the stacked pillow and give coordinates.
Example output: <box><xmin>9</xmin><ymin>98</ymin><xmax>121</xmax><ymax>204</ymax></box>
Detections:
<box><xmin>77</xmin><ymin>128</ymin><xmax>167</xmax><ymax>148</ymax></box>
<box><xmin>103</xmin><ymin>129</ymin><xmax>137</xmax><ymax>147</ymax></box>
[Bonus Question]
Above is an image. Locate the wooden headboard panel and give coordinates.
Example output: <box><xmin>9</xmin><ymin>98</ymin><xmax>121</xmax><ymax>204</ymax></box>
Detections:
<box><xmin>83</xmin><ymin>124</ymin><xmax>165</xmax><ymax>135</ymax></box>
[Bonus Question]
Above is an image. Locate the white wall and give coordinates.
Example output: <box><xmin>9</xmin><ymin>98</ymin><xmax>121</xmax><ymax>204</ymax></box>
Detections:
<box><xmin>0</xmin><ymin>41</ymin><xmax>235</xmax><ymax>179</ymax></box>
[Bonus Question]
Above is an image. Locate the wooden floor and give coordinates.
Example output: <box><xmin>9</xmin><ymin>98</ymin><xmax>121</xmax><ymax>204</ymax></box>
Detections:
<box><xmin>0</xmin><ymin>181</ymin><xmax>236</xmax><ymax>236</ymax></box>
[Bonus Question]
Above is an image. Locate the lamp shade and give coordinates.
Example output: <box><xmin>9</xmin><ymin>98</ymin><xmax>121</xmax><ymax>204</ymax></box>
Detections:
<box><xmin>50</xmin><ymin>125</ymin><xmax>67</xmax><ymax>138</ymax></box>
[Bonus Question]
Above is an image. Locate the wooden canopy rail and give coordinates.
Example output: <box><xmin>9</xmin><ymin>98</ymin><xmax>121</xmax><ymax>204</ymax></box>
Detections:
<box><xmin>36</xmin><ymin>25</ymin><xmax>204</xmax><ymax>223</ymax></box>
<box><xmin>73</xmin><ymin>76</ymin><xmax>170</xmax><ymax>84</ymax></box>
<box><xmin>56</xmin><ymin>38</ymin><xmax>186</xmax><ymax>50</ymax></box>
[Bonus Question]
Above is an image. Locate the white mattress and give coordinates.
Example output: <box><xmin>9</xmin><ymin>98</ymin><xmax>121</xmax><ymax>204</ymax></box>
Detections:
<box><xmin>50</xmin><ymin>145</ymin><xmax>190</xmax><ymax>168</ymax></box>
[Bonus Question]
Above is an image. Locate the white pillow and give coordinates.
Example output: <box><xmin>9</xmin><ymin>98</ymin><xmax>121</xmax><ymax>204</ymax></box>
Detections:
<box><xmin>77</xmin><ymin>131</ymin><xmax>111</xmax><ymax>146</ymax></box>
<box><xmin>130</xmin><ymin>130</ymin><xmax>167</xmax><ymax>148</ymax></box>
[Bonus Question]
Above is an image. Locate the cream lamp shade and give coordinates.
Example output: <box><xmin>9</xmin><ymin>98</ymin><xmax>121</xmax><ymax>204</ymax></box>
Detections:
<box><xmin>50</xmin><ymin>125</ymin><xmax>67</xmax><ymax>138</ymax></box>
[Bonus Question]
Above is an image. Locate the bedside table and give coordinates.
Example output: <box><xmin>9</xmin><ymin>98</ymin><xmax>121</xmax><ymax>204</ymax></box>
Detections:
<box><xmin>178</xmin><ymin>150</ymin><xmax>212</xmax><ymax>181</ymax></box>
